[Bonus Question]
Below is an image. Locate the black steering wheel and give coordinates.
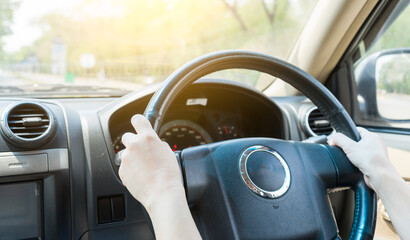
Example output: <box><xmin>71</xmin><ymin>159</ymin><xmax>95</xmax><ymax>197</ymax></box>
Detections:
<box><xmin>143</xmin><ymin>50</ymin><xmax>376</xmax><ymax>239</ymax></box>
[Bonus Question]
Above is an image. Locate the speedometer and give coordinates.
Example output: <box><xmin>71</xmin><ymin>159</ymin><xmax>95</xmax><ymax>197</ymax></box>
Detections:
<box><xmin>159</xmin><ymin>120</ymin><xmax>212</xmax><ymax>151</ymax></box>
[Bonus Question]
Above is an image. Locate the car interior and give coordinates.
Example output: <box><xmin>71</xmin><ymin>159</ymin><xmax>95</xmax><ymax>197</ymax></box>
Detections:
<box><xmin>0</xmin><ymin>0</ymin><xmax>409</xmax><ymax>239</ymax></box>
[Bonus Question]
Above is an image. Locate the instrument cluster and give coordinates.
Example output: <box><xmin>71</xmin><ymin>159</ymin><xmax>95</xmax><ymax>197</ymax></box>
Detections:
<box><xmin>112</xmin><ymin>118</ymin><xmax>244</xmax><ymax>152</ymax></box>
<box><xmin>109</xmin><ymin>81</ymin><xmax>286</xmax><ymax>154</ymax></box>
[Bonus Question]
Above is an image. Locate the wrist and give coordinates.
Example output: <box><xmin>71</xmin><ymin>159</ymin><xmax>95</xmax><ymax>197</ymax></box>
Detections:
<box><xmin>364</xmin><ymin>154</ymin><xmax>395</xmax><ymax>186</ymax></box>
<box><xmin>143</xmin><ymin>183</ymin><xmax>202</xmax><ymax>240</ymax></box>
<box><xmin>368</xmin><ymin>166</ymin><xmax>400</xmax><ymax>191</ymax></box>
<box><xmin>143</xmin><ymin>183</ymin><xmax>187</xmax><ymax>213</ymax></box>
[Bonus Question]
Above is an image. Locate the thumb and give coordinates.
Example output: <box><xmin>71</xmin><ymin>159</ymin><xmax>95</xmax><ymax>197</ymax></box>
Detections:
<box><xmin>364</xmin><ymin>175</ymin><xmax>374</xmax><ymax>190</ymax></box>
<box><xmin>328</xmin><ymin>132</ymin><xmax>357</xmax><ymax>154</ymax></box>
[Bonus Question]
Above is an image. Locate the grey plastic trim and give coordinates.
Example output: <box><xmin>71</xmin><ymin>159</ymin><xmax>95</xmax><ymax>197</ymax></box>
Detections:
<box><xmin>302</xmin><ymin>106</ymin><xmax>335</xmax><ymax>137</ymax></box>
<box><xmin>0</xmin><ymin>148</ymin><xmax>68</xmax><ymax>177</ymax></box>
<box><xmin>303</xmin><ymin>106</ymin><xmax>319</xmax><ymax>137</ymax></box>
<box><xmin>0</xmin><ymin>102</ymin><xmax>57</xmax><ymax>148</ymax></box>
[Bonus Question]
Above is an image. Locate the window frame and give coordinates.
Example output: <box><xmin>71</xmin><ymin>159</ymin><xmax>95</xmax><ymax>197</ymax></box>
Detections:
<box><xmin>327</xmin><ymin>0</ymin><xmax>410</xmax><ymax>135</ymax></box>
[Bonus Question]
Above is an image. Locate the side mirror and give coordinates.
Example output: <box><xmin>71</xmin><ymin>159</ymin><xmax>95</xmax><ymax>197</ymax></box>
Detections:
<box><xmin>355</xmin><ymin>48</ymin><xmax>410</xmax><ymax>121</ymax></box>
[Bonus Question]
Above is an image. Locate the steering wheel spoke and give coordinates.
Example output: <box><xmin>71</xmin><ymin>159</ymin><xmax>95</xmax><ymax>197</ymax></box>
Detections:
<box><xmin>142</xmin><ymin>50</ymin><xmax>376</xmax><ymax>239</ymax></box>
<box><xmin>181</xmin><ymin>138</ymin><xmax>343</xmax><ymax>239</ymax></box>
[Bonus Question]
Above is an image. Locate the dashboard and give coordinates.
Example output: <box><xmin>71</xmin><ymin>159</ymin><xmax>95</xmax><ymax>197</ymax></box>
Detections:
<box><xmin>0</xmin><ymin>78</ymin><xmax>327</xmax><ymax>239</ymax></box>
<box><xmin>108</xmin><ymin>79</ymin><xmax>288</xmax><ymax>155</ymax></box>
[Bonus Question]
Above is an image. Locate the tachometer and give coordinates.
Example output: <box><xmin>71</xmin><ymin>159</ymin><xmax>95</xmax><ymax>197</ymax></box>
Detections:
<box><xmin>217</xmin><ymin>125</ymin><xmax>241</xmax><ymax>139</ymax></box>
<box><xmin>159</xmin><ymin>120</ymin><xmax>212</xmax><ymax>151</ymax></box>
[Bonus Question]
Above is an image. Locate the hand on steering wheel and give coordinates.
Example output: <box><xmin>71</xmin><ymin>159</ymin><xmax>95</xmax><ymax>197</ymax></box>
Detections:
<box><xmin>120</xmin><ymin>50</ymin><xmax>377</xmax><ymax>240</ymax></box>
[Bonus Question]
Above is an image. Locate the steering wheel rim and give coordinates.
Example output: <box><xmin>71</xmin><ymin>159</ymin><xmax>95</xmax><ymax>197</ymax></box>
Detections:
<box><xmin>143</xmin><ymin>50</ymin><xmax>376</xmax><ymax>239</ymax></box>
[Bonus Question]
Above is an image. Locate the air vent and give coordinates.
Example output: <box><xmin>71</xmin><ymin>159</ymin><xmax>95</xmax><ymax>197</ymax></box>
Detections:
<box><xmin>1</xmin><ymin>102</ymin><xmax>56</xmax><ymax>148</ymax></box>
<box><xmin>305</xmin><ymin>107</ymin><xmax>333</xmax><ymax>136</ymax></box>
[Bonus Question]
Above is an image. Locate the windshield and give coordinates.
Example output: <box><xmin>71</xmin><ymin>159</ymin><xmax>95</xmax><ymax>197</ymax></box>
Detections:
<box><xmin>0</xmin><ymin>0</ymin><xmax>318</xmax><ymax>97</ymax></box>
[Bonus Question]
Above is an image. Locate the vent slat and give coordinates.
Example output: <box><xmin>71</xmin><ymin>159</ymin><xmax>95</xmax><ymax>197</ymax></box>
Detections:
<box><xmin>310</xmin><ymin>126</ymin><xmax>333</xmax><ymax>129</ymax></box>
<box><xmin>8</xmin><ymin>119</ymin><xmax>49</xmax><ymax>124</ymax></box>
<box><xmin>8</xmin><ymin>113</ymin><xmax>46</xmax><ymax>118</ymax></box>
<box><xmin>9</xmin><ymin>126</ymin><xmax>49</xmax><ymax>130</ymax></box>
<box><xmin>6</xmin><ymin>103</ymin><xmax>51</xmax><ymax>140</ymax></box>
<box><xmin>0</xmin><ymin>103</ymin><xmax>56</xmax><ymax>148</ymax></box>
<box><xmin>15</xmin><ymin>132</ymin><xmax>43</xmax><ymax>137</ymax></box>
<box><xmin>307</xmin><ymin>109</ymin><xmax>334</xmax><ymax>136</ymax></box>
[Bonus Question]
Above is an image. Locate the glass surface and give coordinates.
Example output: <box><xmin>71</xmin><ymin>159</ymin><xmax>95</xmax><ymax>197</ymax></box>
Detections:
<box><xmin>376</xmin><ymin>53</ymin><xmax>410</xmax><ymax>120</ymax></box>
<box><xmin>0</xmin><ymin>181</ymin><xmax>41</xmax><ymax>239</ymax></box>
<box><xmin>355</xmin><ymin>2</ymin><xmax>410</xmax><ymax>124</ymax></box>
<box><xmin>0</xmin><ymin>0</ymin><xmax>318</xmax><ymax>97</ymax></box>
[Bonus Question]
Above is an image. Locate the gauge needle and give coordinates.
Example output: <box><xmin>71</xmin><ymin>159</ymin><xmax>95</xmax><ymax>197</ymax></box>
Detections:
<box><xmin>223</xmin><ymin>126</ymin><xmax>229</xmax><ymax>134</ymax></box>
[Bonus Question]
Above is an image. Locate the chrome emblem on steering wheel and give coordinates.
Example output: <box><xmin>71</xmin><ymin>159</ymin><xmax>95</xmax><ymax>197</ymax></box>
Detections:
<box><xmin>239</xmin><ymin>145</ymin><xmax>291</xmax><ymax>199</ymax></box>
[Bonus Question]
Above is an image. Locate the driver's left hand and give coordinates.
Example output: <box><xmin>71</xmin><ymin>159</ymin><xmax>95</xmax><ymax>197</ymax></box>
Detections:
<box><xmin>119</xmin><ymin>114</ymin><xmax>183</xmax><ymax>208</ymax></box>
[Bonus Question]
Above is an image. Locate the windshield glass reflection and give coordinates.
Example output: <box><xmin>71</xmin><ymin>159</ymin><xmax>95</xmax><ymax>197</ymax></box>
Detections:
<box><xmin>0</xmin><ymin>0</ymin><xmax>318</xmax><ymax>96</ymax></box>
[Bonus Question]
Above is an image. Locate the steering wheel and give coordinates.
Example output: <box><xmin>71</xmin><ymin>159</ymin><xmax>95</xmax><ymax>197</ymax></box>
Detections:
<box><xmin>143</xmin><ymin>50</ymin><xmax>376</xmax><ymax>239</ymax></box>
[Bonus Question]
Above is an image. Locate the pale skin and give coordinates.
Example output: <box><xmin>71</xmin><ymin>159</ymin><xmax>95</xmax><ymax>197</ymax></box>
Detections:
<box><xmin>328</xmin><ymin>127</ymin><xmax>410</xmax><ymax>240</ymax></box>
<box><xmin>119</xmin><ymin>114</ymin><xmax>202</xmax><ymax>240</ymax></box>
<box><xmin>119</xmin><ymin>115</ymin><xmax>409</xmax><ymax>239</ymax></box>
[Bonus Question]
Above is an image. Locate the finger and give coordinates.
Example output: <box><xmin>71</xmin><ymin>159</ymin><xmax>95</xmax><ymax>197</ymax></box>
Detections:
<box><xmin>357</xmin><ymin>127</ymin><xmax>370</xmax><ymax>137</ymax></box>
<box><xmin>118</xmin><ymin>149</ymin><xmax>132</xmax><ymax>166</ymax></box>
<box><xmin>357</xmin><ymin>127</ymin><xmax>380</xmax><ymax>143</ymax></box>
<box><xmin>364</xmin><ymin>175</ymin><xmax>373</xmax><ymax>190</ymax></box>
<box><xmin>328</xmin><ymin>132</ymin><xmax>357</xmax><ymax>154</ymax></box>
<box><xmin>118</xmin><ymin>163</ymin><xmax>128</xmax><ymax>186</ymax></box>
<box><xmin>131</xmin><ymin>114</ymin><xmax>154</xmax><ymax>134</ymax></box>
<box><xmin>121</xmin><ymin>132</ymin><xmax>136</xmax><ymax>147</ymax></box>
<box><xmin>356</xmin><ymin>127</ymin><xmax>370</xmax><ymax>142</ymax></box>
<box><xmin>162</xmin><ymin>141</ymin><xmax>171</xmax><ymax>148</ymax></box>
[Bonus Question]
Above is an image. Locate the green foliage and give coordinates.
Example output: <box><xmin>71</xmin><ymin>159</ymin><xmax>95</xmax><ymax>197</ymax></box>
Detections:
<box><xmin>3</xmin><ymin>0</ymin><xmax>319</xmax><ymax>84</ymax></box>
<box><xmin>369</xmin><ymin>5</ymin><xmax>410</xmax><ymax>54</ymax></box>
<box><xmin>370</xmin><ymin>5</ymin><xmax>410</xmax><ymax>94</ymax></box>
<box><xmin>0</xmin><ymin>0</ymin><xmax>18</xmax><ymax>59</ymax></box>
<box><xmin>377</xmin><ymin>56</ymin><xmax>410</xmax><ymax>94</ymax></box>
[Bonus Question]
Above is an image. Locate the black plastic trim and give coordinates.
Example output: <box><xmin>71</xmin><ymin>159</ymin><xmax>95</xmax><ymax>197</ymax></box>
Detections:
<box><xmin>0</xmin><ymin>102</ymin><xmax>57</xmax><ymax>148</ymax></box>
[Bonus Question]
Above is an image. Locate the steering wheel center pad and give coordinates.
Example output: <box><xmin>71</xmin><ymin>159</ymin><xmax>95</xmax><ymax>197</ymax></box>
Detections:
<box><xmin>144</xmin><ymin>50</ymin><xmax>376</xmax><ymax>240</ymax></box>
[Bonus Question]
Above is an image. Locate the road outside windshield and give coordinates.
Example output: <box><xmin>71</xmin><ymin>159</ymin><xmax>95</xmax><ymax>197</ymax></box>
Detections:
<box><xmin>0</xmin><ymin>0</ymin><xmax>317</xmax><ymax>97</ymax></box>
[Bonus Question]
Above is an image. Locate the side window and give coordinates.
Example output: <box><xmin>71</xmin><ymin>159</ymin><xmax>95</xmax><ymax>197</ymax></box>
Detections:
<box><xmin>352</xmin><ymin>4</ymin><xmax>410</xmax><ymax>240</ymax></box>
<box><xmin>354</xmin><ymin>2</ymin><xmax>410</xmax><ymax>128</ymax></box>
